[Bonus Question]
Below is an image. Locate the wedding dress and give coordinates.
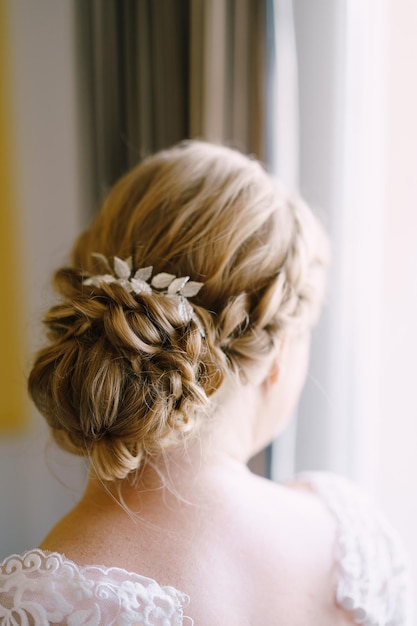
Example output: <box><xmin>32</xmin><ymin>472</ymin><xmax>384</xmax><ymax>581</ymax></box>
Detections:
<box><xmin>0</xmin><ymin>472</ymin><xmax>412</xmax><ymax>625</ymax></box>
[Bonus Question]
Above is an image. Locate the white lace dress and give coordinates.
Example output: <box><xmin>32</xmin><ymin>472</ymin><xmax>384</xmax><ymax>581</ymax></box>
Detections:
<box><xmin>0</xmin><ymin>472</ymin><xmax>413</xmax><ymax>626</ymax></box>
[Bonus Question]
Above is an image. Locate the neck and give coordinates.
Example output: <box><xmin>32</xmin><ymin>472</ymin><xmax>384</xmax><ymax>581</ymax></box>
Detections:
<box><xmin>81</xmin><ymin>379</ymin><xmax>267</xmax><ymax>513</ymax></box>
<box><xmin>78</xmin><ymin>450</ymin><xmax>251</xmax><ymax>539</ymax></box>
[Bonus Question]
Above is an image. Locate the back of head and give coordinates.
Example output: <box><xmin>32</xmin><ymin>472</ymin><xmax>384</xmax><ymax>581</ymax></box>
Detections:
<box><xmin>28</xmin><ymin>141</ymin><xmax>328</xmax><ymax>481</ymax></box>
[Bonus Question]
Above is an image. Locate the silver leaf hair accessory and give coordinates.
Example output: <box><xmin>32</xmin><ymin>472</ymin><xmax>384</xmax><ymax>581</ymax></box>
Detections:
<box><xmin>84</xmin><ymin>254</ymin><xmax>205</xmax><ymax>337</ymax></box>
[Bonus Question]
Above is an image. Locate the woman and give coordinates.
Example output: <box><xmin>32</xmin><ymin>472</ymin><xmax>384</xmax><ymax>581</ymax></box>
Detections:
<box><xmin>0</xmin><ymin>142</ymin><xmax>411</xmax><ymax>625</ymax></box>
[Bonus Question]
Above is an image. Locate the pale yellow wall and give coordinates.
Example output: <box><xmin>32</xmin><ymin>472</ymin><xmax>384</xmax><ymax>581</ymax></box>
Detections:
<box><xmin>0</xmin><ymin>0</ymin><xmax>85</xmax><ymax>557</ymax></box>
<box><xmin>0</xmin><ymin>0</ymin><xmax>26</xmax><ymax>431</ymax></box>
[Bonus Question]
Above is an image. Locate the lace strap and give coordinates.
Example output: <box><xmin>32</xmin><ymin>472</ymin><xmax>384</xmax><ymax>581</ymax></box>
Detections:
<box><xmin>300</xmin><ymin>472</ymin><xmax>413</xmax><ymax>626</ymax></box>
<box><xmin>0</xmin><ymin>549</ymin><xmax>192</xmax><ymax>625</ymax></box>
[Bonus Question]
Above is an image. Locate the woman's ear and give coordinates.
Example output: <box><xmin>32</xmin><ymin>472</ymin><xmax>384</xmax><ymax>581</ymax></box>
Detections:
<box><xmin>261</xmin><ymin>335</ymin><xmax>287</xmax><ymax>391</ymax></box>
<box><xmin>268</xmin><ymin>358</ymin><xmax>280</xmax><ymax>385</ymax></box>
<box><xmin>260</xmin><ymin>358</ymin><xmax>280</xmax><ymax>396</ymax></box>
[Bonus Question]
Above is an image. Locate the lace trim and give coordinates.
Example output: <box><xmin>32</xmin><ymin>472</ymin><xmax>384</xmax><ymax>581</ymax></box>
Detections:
<box><xmin>302</xmin><ymin>472</ymin><xmax>413</xmax><ymax>626</ymax></box>
<box><xmin>0</xmin><ymin>549</ymin><xmax>193</xmax><ymax>625</ymax></box>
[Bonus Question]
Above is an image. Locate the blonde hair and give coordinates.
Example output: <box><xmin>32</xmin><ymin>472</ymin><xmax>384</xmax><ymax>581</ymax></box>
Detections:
<box><xmin>28</xmin><ymin>141</ymin><xmax>328</xmax><ymax>481</ymax></box>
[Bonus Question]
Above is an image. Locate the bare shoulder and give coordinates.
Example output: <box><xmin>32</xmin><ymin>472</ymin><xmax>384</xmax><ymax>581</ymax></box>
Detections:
<box><xmin>198</xmin><ymin>468</ymin><xmax>356</xmax><ymax>625</ymax></box>
<box><xmin>241</xmin><ymin>472</ymin><xmax>338</xmax><ymax>583</ymax></box>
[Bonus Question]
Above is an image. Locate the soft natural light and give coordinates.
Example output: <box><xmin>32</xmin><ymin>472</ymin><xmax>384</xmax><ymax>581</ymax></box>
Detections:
<box><xmin>1</xmin><ymin>0</ymin><xmax>416</xmax><ymax>609</ymax></box>
<box><xmin>272</xmin><ymin>0</ymin><xmax>417</xmax><ymax>598</ymax></box>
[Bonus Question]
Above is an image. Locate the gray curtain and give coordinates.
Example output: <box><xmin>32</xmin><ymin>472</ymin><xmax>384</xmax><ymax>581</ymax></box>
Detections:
<box><xmin>76</xmin><ymin>0</ymin><xmax>266</xmax><ymax>208</ymax></box>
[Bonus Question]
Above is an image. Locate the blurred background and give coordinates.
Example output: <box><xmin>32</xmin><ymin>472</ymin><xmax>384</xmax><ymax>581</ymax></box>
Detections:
<box><xmin>1</xmin><ymin>0</ymin><xmax>416</xmax><ymax>599</ymax></box>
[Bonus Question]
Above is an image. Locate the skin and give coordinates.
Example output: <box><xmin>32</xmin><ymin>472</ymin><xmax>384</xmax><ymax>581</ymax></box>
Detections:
<box><xmin>40</xmin><ymin>332</ymin><xmax>355</xmax><ymax>625</ymax></box>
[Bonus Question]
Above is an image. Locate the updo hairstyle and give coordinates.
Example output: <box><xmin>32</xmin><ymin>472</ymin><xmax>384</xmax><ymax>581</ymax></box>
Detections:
<box><xmin>28</xmin><ymin>141</ymin><xmax>328</xmax><ymax>481</ymax></box>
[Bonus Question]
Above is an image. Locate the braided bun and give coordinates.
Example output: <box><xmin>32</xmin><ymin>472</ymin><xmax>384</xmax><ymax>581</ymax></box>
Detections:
<box><xmin>28</xmin><ymin>141</ymin><xmax>328</xmax><ymax>481</ymax></box>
